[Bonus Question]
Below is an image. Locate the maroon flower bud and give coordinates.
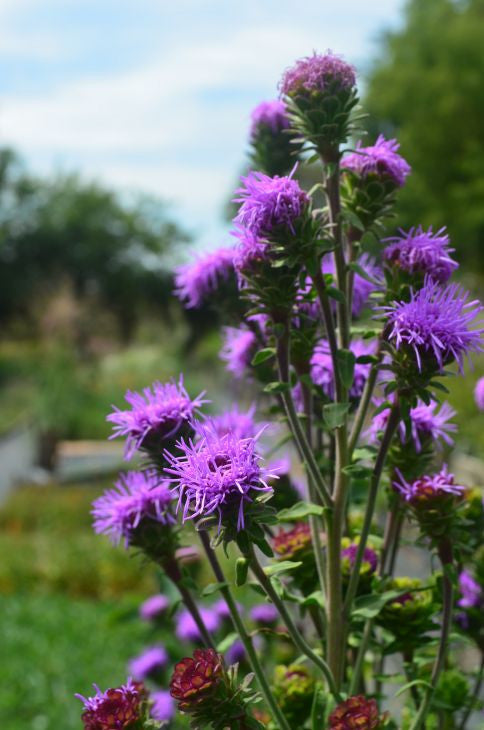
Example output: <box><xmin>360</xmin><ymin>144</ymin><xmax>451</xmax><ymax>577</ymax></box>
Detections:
<box><xmin>76</xmin><ymin>679</ymin><xmax>142</xmax><ymax>730</ymax></box>
<box><xmin>273</xmin><ymin>522</ymin><xmax>312</xmax><ymax>560</ymax></box>
<box><xmin>169</xmin><ymin>649</ymin><xmax>224</xmax><ymax>713</ymax></box>
<box><xmin>329</xmin><ymin>695</ymin><xmax>386</xmax><ymax>730</ymax></box>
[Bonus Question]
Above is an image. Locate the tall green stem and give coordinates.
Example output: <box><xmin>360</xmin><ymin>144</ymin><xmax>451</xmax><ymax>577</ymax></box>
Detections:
<box><xmin>458</xmin><ymin>653</ymin><xmax>484</xmax><ymax>729</ymax></box>
<box><xmin>409</xmin><ymin>539</ymin><xmax>454</xmax><ymax>730</ymax></box>
<box><xmin>198</xmin><ymin>532</ymin><xmax>292</xmax><ymax>730</ymax></box>
<box><xmin>348</xmin><ymin>351</ymin><xmax>381</xmax><ymax>456</ymax></box>
<box><xmin>247</xmin><ymin>544</ymin><xmax>341</xmax><ymax>701</ymax></box>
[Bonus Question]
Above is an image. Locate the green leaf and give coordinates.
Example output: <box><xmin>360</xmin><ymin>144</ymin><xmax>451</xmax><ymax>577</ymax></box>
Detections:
<box><xmin>251</xmin><ymin>348</ymin><xmax>276</xmax><ymax>366</ymax></box>
<box><xmin>248</xmin><ymin>581</ymin><xmax>266</xmax><ymax>596</ymax></box>
<box><xmin>263</xmin><ymin>560</ymin><xmax>302</xmax><ymax>577</ymax></box>
<box><xmin>348</xmin><ymin>261</ymin><xmax>382</xmax><ymax>285</ymax></box>
<box><xmin>323</xmin><ymin>402</ymin><xmax>350</xmax><ymax>429</ymax></box>
<box><xmin>336</xmin><ymin>349</ymin><xmax>356</xmax><ymax>390</ymax></box>
<box><xmin>201</xmin><ymin>581</ymin><xmax>229</xmax><ymax>597</ymax></box>
<box><xmin>429</xmin><ymin>380</ymin><xmax>450</xmax><ymax>394</ymax></box>
<box><xmin>373</xmin><ymin>400</ymin><xmax>392</xmax><ymax>417</ymax></box>
<box><xmin>301</xmin><ymin>591</ymin><xmax>325</xmax><ymax>609</ymax></box>
<box><xmin>217</xmin><ymin>632</ymin><xmax>239</xmax><ymax>653</ymax></box>
<box><xmin>327</xmin><ymin>286</ymin><xmax>346</xmax><ymax>303</ymax></box>
<box><xmin>352</xmin><ymin>589</ymin><xmax>412</xmax><ymax>619</ymax></box>
<box><xmin>277</xmin><ymin>501</ymin><xmax>325</xmax><ymax>522</ymax></box>
<box><xmin>395</xmin><ymin>679</ymin><xmax>433</xmax><ymax>698</ymax></box>
<box><xmin>235</xmin><ymin>558</ymin><xmax>249</xmax><ymax>587</ymax></box>
<box><xmin>263</xmin><ymin>381</ymin><xmax>290</xmax><ymax>394</ymax></box>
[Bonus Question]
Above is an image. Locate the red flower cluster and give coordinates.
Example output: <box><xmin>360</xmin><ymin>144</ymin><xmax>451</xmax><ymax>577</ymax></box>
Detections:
<box><xmin>170</xmin><ymin>649</ymin><xmax>224</xmax><ymax>712</ymax></box>
<box><xmin>329</xmin><ymin>695</ymin><xmax>383</xmax><ymax>730</ymax></box>
<box><xmin>273</xmin><ymin>522</ymin><xmax>312</xmax><ymax>560</ymax></box>
<box><xmin>79</xmin><ymin>681</ymin><xmax>141</xmax><ymax>730</ymax></box>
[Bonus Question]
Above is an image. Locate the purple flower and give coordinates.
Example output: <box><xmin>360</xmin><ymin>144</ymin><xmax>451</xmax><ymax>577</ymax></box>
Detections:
<box><xmin>341</xmin><ymin>543</ymin><xmax>378</xmax><ymax>574</ymax></box>
<box><xmin>250</xmin><ymin>100</ymin><xmax>290</xmax><ymax>138</ymax></box>
<box><xmin>151</xmin><ymin>690</ymin><xmax>175</xmax><ymax>723</ymax></box>
<box><xmin>394</xmin><ymin>464</ymin><xmax>465</xmax><ymax>504</ymax></box>
<box><xmin>367</xmin><ymin>399</ymin><xmax>457</xmax><ymax>453</ymax></box>
<box><xmin>322</xmin><ymin>253</ymin><xmax>382</xmax><ymax>317</ymax></box>
<box><xmin>226</xmin><ymin>639</ymin><xmax>247</xmax><ymax>665</ymax></box>
<box><xmin>233</xmin><ymin>168</ymin><xmax>309</xmax><ymax>239</ymax></box>
<box><xmin>92</xmin><ymin>470</ymin><xmax>174</xmax><ymax>547</ymax></box>
<box><xmin>165</xmin><ymin>430</ymin><xmax>277</xmax><ymax>531</ymax></box>
<box><xmin>76</xmin><ymin>679</ymin><xmax>141</xmax><ymax>730</ymax></box>
<box><xmin>457</xmin><ymin>570</ymin><xmax>482</xmax><ymax>609</ymax></box>
<box><xmin>250</xmin><ymin>603</ymin><xmax>279</xmax><ymax>626</ymax></box>
<box><xmin>176</xmin><ymin>607</ymin><xmax>221</xmax><ymax>643</ymax></box>
<box><xmin>474</xmin><ymin>376</ymin><xmax>484</xmax><ymax>411</ymax></box>
<box><xmin>129</xmin><ymin>646</ymin><xmax>169</xmax><ymax>680</ymax></box>
<box><xmin>107</xmin><ymin>376</ymin><xmax>207</xmax><ymax>459</ymax></box>
<box><xmin>197</xmin><ymin>405</ymin><xmax>259</xmax><ymax>441</ymax></box>
<box><xmin>310</xmin><ymin>338</ymin><xmax>376</xmax><ymax>399</ymax></box>
<box><xmin>342</xmin><ymin>135</ymin><xmax>411</xmax><ymax>187</ymax></box>
<box><xmin>279</xmin><ymin>51</ymin><xmax>356</xmax><ymax>96</ymax></box>
<box><xmin>139</xmin><ymin>594</ymin><xmax>170</xmax><ymax>622</ymax></box>
<box><xmin>383</xmin><ymin>226</ymin><xmax>458</xmax><ymax>283</ymax></box>
<box><xmin>212</xmin><ymin>599</ymin><xmax>236</xmax><ymax>622</ymax></box>
<box><xmin>232</xmin><ymin>227</ymin><xmax>270</xmax><ymax>276</ymax></box>
<box><xmin>382</xmin><ymin>277</ymin><xmax>483</xmax><ymax>373</ymax></box>
<box><xmin>174</xmin><ymin>246</ymin><xmax>235</xmax><ymax>309</ymax></box>
<box><xmin>220</xmin><ymin>326</ymin><xmax>257</xmax><ymax>379</ymax></box>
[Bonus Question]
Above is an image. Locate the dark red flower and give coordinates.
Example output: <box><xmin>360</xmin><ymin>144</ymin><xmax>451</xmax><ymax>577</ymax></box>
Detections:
<box><xmin>169</xmin><ymin>649</ymin><xmax>224</xmax><ymax>712</ymax></box>
<box><xmin>273</xmin><ymin>522</ymin><xmax>312</xmax><ymax>560</ymax></box>
<box><xmin>77</xmin><ymin>680</ymin><xmax>141</xmax><ymax>730</ymax></box>
<box><xmin>329</xmin><ymin>695</ymin><xmax>384</xmax><ymax>730</ymax></box>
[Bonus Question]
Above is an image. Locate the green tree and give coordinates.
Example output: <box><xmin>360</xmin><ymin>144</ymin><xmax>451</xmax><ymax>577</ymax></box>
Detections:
<box><xmin>364</xmin><ymin>0</ymin><xmax>484</xmax><ymax>271</ymax></box>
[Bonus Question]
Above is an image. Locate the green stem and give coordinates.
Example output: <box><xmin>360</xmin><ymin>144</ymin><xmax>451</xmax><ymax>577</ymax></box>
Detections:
<box><xmin>247</xmin><ymin>544</ymin><xmax>341</xmax><ymax>702</ymax></box>
<box><xmin>324</xmin><ymin>157</ymin><xmax>349</xmax><ymax>350</ymax></box>
<box><xmin>409</xmin><ymin>540</ymin><xmax>455</xmax><ymax>730</ymax></box>
<box><xmin>458</xmin><ymin>652</ymin><xmax>484</xmax><ymax>729</ymax></box>
<box><xmin>348</xmin><ymin>351</ymin><xmax>381</xmax><ymax>456</ymax></box>
<box><xmin>198</xmin><ymin>532</ymin><xmax>292</xmax><ymax>730</ymax></box>
<box><xmin>349</xmin><ymin>619</ymin><xmax>373</xmax><ymax>695</ymax></box>
<box><xmin>311</xmin><ymin>268</ymin><xmax>342</xmax><ymax>401</ymax></box>
<box><xmin>343</xmin><ymin>402</ymin><xmax>401</xmax><ymax>617</ymax></box>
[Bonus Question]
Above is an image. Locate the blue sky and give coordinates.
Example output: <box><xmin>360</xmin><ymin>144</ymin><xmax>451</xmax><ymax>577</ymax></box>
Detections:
<box><xmin>0</xmin><ymin>0</ymin><xmax>405</xmax><ymax>251</ymax></box>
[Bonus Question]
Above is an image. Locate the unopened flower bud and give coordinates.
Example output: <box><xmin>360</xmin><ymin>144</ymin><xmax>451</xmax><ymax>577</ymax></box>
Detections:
<box><xmin>329</xmin><ymin>694</ymin><xmax>387</xmax><ymax>730</ymax></box>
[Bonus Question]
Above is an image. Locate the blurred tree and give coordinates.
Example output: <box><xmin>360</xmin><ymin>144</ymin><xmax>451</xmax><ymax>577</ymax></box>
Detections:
<box><xmin>0</xmin><ymin>148</ymin><xmax>189</xmax><ymax>342</ymax></box>
<box><xmin>364</xmin><ymin>0</ymin><xmax>484</xmax><ymax>271</ymax></box>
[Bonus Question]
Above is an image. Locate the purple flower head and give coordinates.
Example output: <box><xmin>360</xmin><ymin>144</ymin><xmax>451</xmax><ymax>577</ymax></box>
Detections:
<box><xmin>220</xmin><ymin>326</ymin><xmax>257</xmax><ymax>379</ymax></box>
<box><xmin>342</xmin><ymin>135</ymin><xmax>411</xmax><ymax>187</ymax></box>
<box><xmin>176</xmin><ymin>607</ymin><xmax>221</xmax><ymax>643</ymax></box>
<box><xmin>174</xmin><ymin>246</ymin><xmax>235</xmax><ymax>309</ymax></box>
<box><xmin>129</xmin><ymin>646</ymin><xmax>168</xmax><ymax>680</ymax></box>
<box><xmin>250</xmin><ymin>100</ymin><xmax>290</xmax><ymax>139</ymax></box>
<box><xmin>107</xmin><ymin>376</ymin><xmax>208</xmax><ymax>460</ymax></box>
<box><xmin>310</xmin><ymin>337</ymin><xmax>376</xmax><ymax>400</ymax></box>
<box><xmin>139</xmin><ymin>594</ymin><xmax>170</xmax><ymax>622</ymax></box>
<box><xmin>367</xmin><ymin>398</ymin><xmax>457</xmax><ymax>453</ymax></box>
<box><xmin>394</xmin><ymin>464</ymin><xmax>465</xmax><ymax>504</ymax></box>
<box><xmin>322</xmin><ymin>253</ymin><xmax>382</xmax><ymax>317</ymax></box>
<box><xmin>341</xmin><ymin>543</ymin><xmax>378</xmax><ymax>574</ymax></box>
<box><xmin>92</xmin><ymin>470</ymin><xmax>175</xmax><ymax>547</ymax></box>
<box><xmin>197</xmin><ymin>404</ymin><xmax>259</xmax><ymax>441</ymax></box>
<box><xmin>233</xmin><ymin>167</ymin><xmax>309</xmax><ymax>239</ymax></box>
<box><xmin>279</xmin><ymin>51</ymin><xmax>356</xmax><ymax>96</ymax></box>
<box><xmin>474</xmin><ymin>376</ymin><xmax>484</xmax><ymax>411</ymax></box>
<box><xmin>76</xmin><ymin>678</ymin><xmax>141</xmax><ymax>730</ymax></box>
<box><xmin>226</xmin><ymin>639</ymin><xmax>247</xmax><ymax>665</ymax></box>
<box><xmin>383</xmin><ymin>226</ymin><xmax>458</xmax><ymax>283</ymax></box>
<box><xmin>382</xmin><ymin>277</ymin><xmax>484</xmax><ymax>373</ymax></box>
<box><xmin>250</xmin><ymin>603</ymin><xmax>279</xmax><ymax>626</ymax></box>
<box><xmin>165</xmin><ymin>429</ymin><xmax>277</xmax><ymax>532</ymax></box>
<box><xmin>212</xmin><ymin>598</ymin><xmax>241</xmax><ymax>622</ymax></box>
<box><xmin>232</xmin><ymin>226</ymin><xmax>270</xmax><ymax>276</ymax></box>
<box><xmin>151</xmin><ymin>690</ymin><xmax>175</xmax><ymax>723</ymax></box>
<box><xmin>457</xmin><ymin>570</ymin><xmax>482</xmax><ymax>609</ymax></box>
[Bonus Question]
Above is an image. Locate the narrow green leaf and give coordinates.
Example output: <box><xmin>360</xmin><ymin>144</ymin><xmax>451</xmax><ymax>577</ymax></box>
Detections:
<box><xmin>348</xmin><ymin>261</ymin><xmax>382</xmax><ymax>285</ymax></box>
<box><xmin>327</xmin><ymin>286</ymin><xmax>346</xmax><ymax>303</ymax></box>
<box><xmin>277</xmin><ymin>501</ymin><xmax>325</xmax><ymax>522</ymax></box>
<box><xmin>217</xmin><ymin>632</ymin><xmax>239</xmax><ymax>653</ymax></box>
<box><xmin>263</xmin><ymin>381</ymin><xmax>290</xmax><ymax>394</ymax></box>
<box><xmin>323</xmin><ymin>402</ymin><xmax>350</xmax><ymax>429</ymax></box>
<box><xmin>201</xmin><ymin>581</ymin><xmax>229</xmax><ymax>597</ymax></box>
<box><xmin>235</xmin><ymin>558</ymin><xmax>249</xmax><ymax>587</ymax></box>
<box><xmin>336</xmin><ymin>349</ymin><xmax>356</xmax><ymax>390</ymax></box>
<box><xmin>251</xmin><ymin>348</ymin><xmax>276</xmax><ymax>366</ymax></box>
<box><xmin>263</xmin><ymin>560</ymin><xmax>302</xmax><ymax>577</ymax></box>
<box><xmin>395</xmin><ymin>679</ymin><xmax>433</xmax><ymax>698</ymax></box>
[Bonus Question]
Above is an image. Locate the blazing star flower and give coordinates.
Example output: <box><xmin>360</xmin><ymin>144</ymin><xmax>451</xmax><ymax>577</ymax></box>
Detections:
<box><xmin>280</xmin><ymin>51</ymin><xmax>356</xmax><ymax>96</ymax></box>
<box><xmin>175</xmin><ymin>607</ymin><xmax>221</xmax><ymax>643</ymax></box>
<box><xmin>382</xmin><ymin>277</ymin><xmax>484</xmax><ymax>373</ymax></box>
<box><xmin>174</xmin><ymin>247</ymin><xmax>235</xmax><ymax>308</ymax></box>
<box><xmin>329</xmin><ymin>695</ymin><xmax>384</xmax><ymax>730</ymax></box>
<box><xmin>197</xmin><ymin>404</ymin><xmax>259</xmax><ymax>441</ymax></box>
<box><xmin>165</xmin><ymin>430</ymin><xmax>276</xmax><ymax>531</ymax></box>
<box><xmin>76</xmin><ymin>679</ymin><xmax>141</xmax><ymax>730</ymax></box>
<box><xmin>170</xmin><ymin>649</ymin><xmax>224</xmax><ymax>712</ymax></box>
<box><xmin>457</xmin><ymin>570</ymin><xmax>482</xmax><ymax>609</ymax></box>
<box><xmin>212</xmin><ymin>598</ymin><xmax>242</xmax><ymax>623</ymax></box>
<box><xmin>322</xmin><ymin>253</ymin><xmax>382</xmax><ymax>317</ymax></box>
<box><xmin>394</xmin><ymin>464</ymin><xmax>465</xmax><ymax>505</ymax></box>
<box><xmin>151</xmin><ymin>690</ymin><xmax>175</xmax><ymax>723</ymax></box>
<box><xmin>92</xmin><ymin>470</ymin><xmax>174</xmax><ymax>547</ymax></box>
<box><xmin>129</xmin><ymin>646</ymin><xmax>168</xmax><ymax>680</ymax></box>
<box><xmin>232</xmin><ymin>226</ymin><xmax>270</xmax><ymax>277</ymax></box>
<box><xmin>250</xmin><ymin>100</ymin><xmax>290</xmax><ymax>138</ymax></box>
<box><xmin>310</xmin><ymin>337</ymin><xmax>376</xmax><ymax>399</ymax></box>
<box><xmin>249</xmin><ymin>603</ymin><xmax>279</xmax><ymax>626</ymax></box>
<box><xmin>341</xmin><ymin>543</ymin><xmax>378</xmax><ymax>575</ymax></box>
<box><xmin>342</xmin><ymin>135</ymin><xmax>411</xmax><ymax>187</ymax></box>
<box><xmin>233</xmin><ymin>168</ymin><xmax>309</xmax><ymax>239</ymax></box>
<box><xmin>474</xmin><ymin>376</ymin><xmax>484</xmax><ymax>411</ymax></box>
<box><xmin>219</xmin><ymin>326</ymin><xmax>257</xmax><ymax>379</ymax></box>
<box><xmin>139</xmin><ymin>594</ymin><xmax>170</xmax><ymax>622</ymax></box>
<box><xmin>383</xmin><ymin>226</ymin><xmax>458</xmax><ymax>283</ymax></box>
<box><xmin>107</xmin><ymin>376</ymin><xmax>207</xmax><ymax>459</ymax></box>
<box><xmin>367</xmin><ymin>399</ymin><xmax>457</xmax><ymax>453</ymax></box>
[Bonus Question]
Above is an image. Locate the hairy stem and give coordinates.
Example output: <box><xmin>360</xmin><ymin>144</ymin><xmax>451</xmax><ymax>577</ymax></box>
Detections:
<box><xmin>247</xmin><ymin>544</ymin><xmax>341</xmax><ymax>701</ymax></box>
<box><xmin>198</xmin><ymin>532</ymin><xmax>292</xmax><ymax>730</ymax></box>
